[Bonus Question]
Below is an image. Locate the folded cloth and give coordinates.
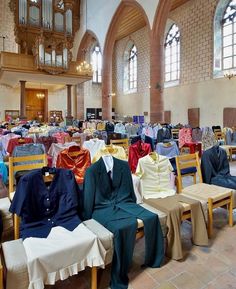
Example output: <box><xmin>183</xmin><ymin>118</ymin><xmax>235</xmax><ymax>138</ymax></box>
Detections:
<box><xmin>144</xmin><ymin>194</ymin><xmax>208</xmax><ymax>260</ymax></box>
<box><xmin>23</xmin><ymin>223</ymin><xmax>106</xmax><ymax>289</ymax></box>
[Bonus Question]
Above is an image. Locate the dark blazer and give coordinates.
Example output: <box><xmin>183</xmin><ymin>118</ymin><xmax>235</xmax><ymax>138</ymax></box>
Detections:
<box><xmin>83</xmin><ymin>156</ymin><xmax>164</xmax><ymax>289</ymax></box>
<box><xmin>201</xmin><ymin>145</ymin><xmax>236</xmax><ymax>189</ymax></box>
<box><xmin>83</xmin><ymin>157</ymin><xmax>142</xmax><ymax>222</ymax></box>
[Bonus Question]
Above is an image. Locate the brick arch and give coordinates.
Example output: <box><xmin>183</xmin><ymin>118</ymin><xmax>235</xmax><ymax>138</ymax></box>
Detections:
<box><xmin>150</xmin><ymin>0</ymin><xmax>172</xmax><ymax>123</ymax></box>
<box><xmin>76</xmin><ymin>30</ymin><xmax>101</xmax><ymax>62</ymax></box>
<box><xmin>102</xmin><ymin>0</ymin><xmax>150</xmax><ymax>120</ymax></box>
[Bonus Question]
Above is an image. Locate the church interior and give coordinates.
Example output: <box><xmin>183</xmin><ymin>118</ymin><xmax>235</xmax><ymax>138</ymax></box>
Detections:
<box><xmin>1</xmin><ymin>0</ymin><xmax>236</xmax><ymax>289</ymax></box>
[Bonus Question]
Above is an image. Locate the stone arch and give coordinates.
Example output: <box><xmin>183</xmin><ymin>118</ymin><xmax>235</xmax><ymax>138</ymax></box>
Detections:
<box><xmin>150</xmin><ymin>0</ymin><xmax>172</xmax><ymax>123</ymax></box>
<box><xmin>101</xmin><ymin>0</ymin><xmax>150</xmax><ymax>120</ymax></box>
<box><xmin>76</xmin><ymin>30</ymin><xmax>101</xmax><ymax>62</ymax></box>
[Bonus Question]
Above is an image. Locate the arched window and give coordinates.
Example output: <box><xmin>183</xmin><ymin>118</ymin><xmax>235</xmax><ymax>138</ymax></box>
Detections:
<box><xmin>222</xmin><ymin>0</ymin><xmax>236</xmax><ymax>71</ymax></box>
<box><xmin>124</xmin><ymin>42</ymin><xmax>137</xmax><ymax>93</ymax></box>
<box><xmin>91</xmin><ymin>45</ymin><xmax>102</xmax><ymax>83</ymax></box>
<box><xmin>213</xmin><ymin>0</ymin><xmax>236</xmax><ymax>77</ymax></box>
<box><xmin>164</xmin><ymin>24</ymin><xmax>180</xmax><ymax>83</ymax></box>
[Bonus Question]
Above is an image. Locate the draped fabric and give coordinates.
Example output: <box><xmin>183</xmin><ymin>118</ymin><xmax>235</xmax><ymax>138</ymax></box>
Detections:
<box><xmin>201</xmin><ymin>127</ymin><xmax>217</xmax><ymax>151</ymax></box>
<box><xmin>56</xmin><ymin>145</ymin><xmax>91</xmax><ymax>184</ymax></box>
<box><xmin>145</xmin><ymin>195</ymin><xmax>208</xmax><ymax>260</ymax></box>
<box><xmin>7</xmin><ymin>137</ymin><xmax>34</xmax><ymax>155</ymax></box>
<box><xmin>92</xmin><ymin>145</ymin><xmax>127</xmax><ymax>163</ymax></box>
<box><xmin>128</xmin><ymin>140</ymin><xmax>151</xmax><ymax>173</ymax></box>
<box><xmin>83</xmin><ymin>157</ymin><xmax>164</xmax><ymax>289</ymax></box>
<box><xmin>135</xmin><ymin>153</ymin><xmax>175</xmax><ymax>199</ymax></box>
<box><xmin>178</xmin><ymin>128</ymin><xmax>192</xmax><ymax>148</ymax></box>
<box><xmin>201</xmin><ymin>145</ymin><xmax>236</xmax><ymax>194</ymax></box>
<box><xmin>36</xmin><ymin>136</ymin><xmax>57</xmax><ymax>153</ymax></box>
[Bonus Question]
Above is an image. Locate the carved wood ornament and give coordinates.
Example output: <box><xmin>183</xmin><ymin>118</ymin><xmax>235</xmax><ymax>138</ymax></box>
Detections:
<box><xmin>9</xmin><ymin>0</ymin><xmax>80</xmax><ymax>74</ymax></box>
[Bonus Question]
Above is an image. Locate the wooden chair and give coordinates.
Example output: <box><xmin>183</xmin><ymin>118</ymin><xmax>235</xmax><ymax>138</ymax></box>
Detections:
<box><xmin>214</xmin><ymin>131</ymin><xmax>226</xmax><ymax>145</ymax></box>
<box><xmin>110</xmin><ymin>138</ymin><xmax>129</xmax><ymax>155</ymax></box>
<box><xmin>171</xmin><ymin>128</ymin><xmax>179</xmax><ymax>139</ymax></box>
<box><xmin>7</xmin><ymin>154</ymin><xmax>100</xmax><ymax>289</ymax></box>
<box><xmin>71</xmin><ymin>136</ymin><xmax>81</xmax><ymax>146</ymax></box>
<box><xmin>173</xmin><ymin>156</ymin><xmax>197</xmax><ymax>194</ymax></box>
<box><xmin>8</xmin><ymin>154</ymin><xmax>47</xmax><ymax>239</ymax></box>
<box><xmin>175</xmin><ymin>152</ymin><xmax>233</xmax><ymax>237</ymax></box>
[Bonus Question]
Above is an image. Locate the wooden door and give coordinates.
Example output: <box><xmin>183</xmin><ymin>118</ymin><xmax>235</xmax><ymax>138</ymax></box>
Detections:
<box><xmin>26</xmin><ymin>89</ymin><xmax>47</xmax><ymax>121</ymax></box>
<box><xmin>188</xmin><ymin>108</ymin><xmax>200</xmax><ymax>128</ymax></box>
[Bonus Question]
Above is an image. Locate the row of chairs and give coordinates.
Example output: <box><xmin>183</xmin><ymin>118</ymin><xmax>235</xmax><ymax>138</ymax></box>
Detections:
<box><xmin>1</xmin><ymin>150</ymin><xmax>234</xmax><ymax>289</ymax></box>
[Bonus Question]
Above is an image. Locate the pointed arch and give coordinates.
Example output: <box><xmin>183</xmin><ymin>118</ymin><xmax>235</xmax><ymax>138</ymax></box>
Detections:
<box><xmin>102</xmin><ymin>0</ymin><xmax>150</xmax><ymax>120</ymax></box>
<box><xmin>150</xmin><ymin>0</ymin><xmax>172</xmax><ymax>123</ymax></box>
<box><xmin>76</xmin><ymin>30</ymin><xmax>101</xmax><ymax>62</ymax></box>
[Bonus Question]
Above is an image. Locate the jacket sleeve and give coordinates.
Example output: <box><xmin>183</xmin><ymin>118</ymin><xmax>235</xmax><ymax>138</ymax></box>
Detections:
<box><xmin>82</xmin><ymin>167</ymin><xmax>96</xmax><ymax>220</ymax></box>
<box><xmin>9</xmin><ymin>176</ymin><xmax>28</xmax><ymax>216</ymax></box>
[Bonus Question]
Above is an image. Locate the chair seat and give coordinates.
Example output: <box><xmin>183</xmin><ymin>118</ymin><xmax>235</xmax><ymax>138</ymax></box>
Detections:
<box><xmin>2</xmin><ymin>219</ymin><xmax>115</xmax><ymax>289</ymax></box>
<box><xmin>2</xmin><ymin>239</ymin><xmax>29</xmax><ymax>289</ymax></box>
<box><xmin>0</xmin><ymin>197</ymin><xmax>13</xmax><ymax>240</ymax></box>
<box><xmin>182</xmin><ymin>183</ymin><xmax>232</xmax><ymax>202</ymax></box>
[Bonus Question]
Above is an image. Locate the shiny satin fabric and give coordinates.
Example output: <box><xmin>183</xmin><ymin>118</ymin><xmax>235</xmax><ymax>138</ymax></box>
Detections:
<box><xmin>128</xmin><ymin>140</ymin><xmax>152</xmax><ymax>173</ymax></box>
<box><xmin>56</xmin><ymin>145</ymin><xmax>91</xmax><ymax>184</ymax></box>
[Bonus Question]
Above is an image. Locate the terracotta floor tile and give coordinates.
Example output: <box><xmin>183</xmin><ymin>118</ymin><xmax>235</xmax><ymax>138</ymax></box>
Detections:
<box><xmin>205</xmin><ymin>255</ymin><xmax>229</xmax><ymax>275</ymax></box>
<box><xmin>185</xmin><ymin>263</ymin><xmax>216</xmax><ymax>284</ymax></box>
<box><xmin>151</xmin><ymin>266</ymin><xmax>176</xmax><ymax>283</ymax></box>
<box><xmin>171</xmin><ymin>272</ymin><xmax>204</xmax><ymax>289</ymax></box>
<box><xmin>205</xmin><ymin>272</ymin><xmax>236</xmax><ymax>289</ymax></box>
<box><xmin>130</xmin><ymin>271</ymin><xmax>157</xmax><ymax>289</ymax></box>
<box><xmin>156</xmin><ymin>281</ymin><xmax>178</xmax><ymax>289</ymax></box>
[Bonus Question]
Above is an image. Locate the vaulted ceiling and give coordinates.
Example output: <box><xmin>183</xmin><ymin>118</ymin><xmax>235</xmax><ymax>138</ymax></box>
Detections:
<box><xmin>115</xmin><ymin>0</ymin><xmax>190</xmax><ymax>41</ymax></box>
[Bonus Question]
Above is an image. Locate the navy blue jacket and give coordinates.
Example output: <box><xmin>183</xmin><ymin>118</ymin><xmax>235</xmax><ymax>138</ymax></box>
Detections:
<box><xmin>10</xmin><ymin>167</ymin><xmax>81</xmax><ymax>239</ymax></box>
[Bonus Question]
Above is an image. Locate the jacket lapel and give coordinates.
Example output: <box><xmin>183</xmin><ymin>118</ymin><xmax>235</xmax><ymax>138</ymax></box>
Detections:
<box><xmin>112</xmin><ymin>157</ymin><xmax>122</xmax><ymax>188</ymax></box>
<box><xmin>97</xmin><ymin>157</ymin><xmax>112</xmax><ymax>192</ymax></box>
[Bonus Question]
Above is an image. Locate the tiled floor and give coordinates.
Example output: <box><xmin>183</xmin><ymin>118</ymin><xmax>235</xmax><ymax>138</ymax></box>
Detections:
<box><xmin>46</xmin><ymin>161</ymin><xmax>236</xmax><ymax>289</ymax></box>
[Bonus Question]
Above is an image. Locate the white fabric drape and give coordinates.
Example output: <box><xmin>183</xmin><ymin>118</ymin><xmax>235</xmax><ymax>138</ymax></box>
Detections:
<box><xmin>23</xmin><ymin>224</ymin><xmax>106</xmax><ymax>289</ymax></box>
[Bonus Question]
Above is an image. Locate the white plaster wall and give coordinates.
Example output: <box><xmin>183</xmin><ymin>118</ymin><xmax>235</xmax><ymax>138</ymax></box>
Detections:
<box><xmin>48</xmin><ymin>87</ymin><xmax>75</xmax><ymax>119</ymax></box>
<box><xmin>84</xmin><ymin>81</ymin><xmax>102</xmax><ymax>113</ymax></box>
<box><xmin>0</xmin><ymin>85</ymin><xmax>20</xmax><ymax>121</ymax></box>
<box><xmin>164</xmin><ymin>77</ymin><xmax>236</xmax><ymax>127</ymax></box>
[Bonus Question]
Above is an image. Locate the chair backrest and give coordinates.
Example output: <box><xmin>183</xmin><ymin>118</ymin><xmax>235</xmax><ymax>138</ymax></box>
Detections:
<box><xmin>214</xmin><ymin>131</ymin><xmax>226</xmax><ymax>144</ymax></box>
<box><xmin>110</xmin><ymin>138</ymin><xmax>129</xmax><ymax>150</ymax></box>
<box><xmin>71</xmin><ymin>136</ymin><xmax>81</xmax><ymax>146</ymax></box>
<box><xmin>8</xmin><ymin>154</ymin><xmax>47</xmax><ymax>196</ymax></box>
<box><xmin>171</xmin><ymin>128</ymin><xmax>179</xmax><ymax>139</ymax></box>
<box><xmin>175</xmin><ymin>152</ymin><xmax>202</xmax><ymax>192</ymax></box>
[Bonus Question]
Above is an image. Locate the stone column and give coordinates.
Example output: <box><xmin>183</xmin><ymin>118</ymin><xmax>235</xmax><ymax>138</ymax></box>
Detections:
<box><xmin>76</xmin><ymin>84</ymin><xmax>85</xmax><ymax>120</ymax></box>
<box><xmin>149</xmin><ymin>0</ymin><xmax>172</xmax><ymax>123</ymax></box>
<box><xmin>19</xmin><ymin>80</ymin><xmax>27</xmax><ymax>119</ymax></box>
<box><xmin>149</xmin><ymin>37</ymin><xmax>164</xmax><ymax>123</ymax></box>
<box><xmin>66</xmin><ymin>84</ymin><xmax>73</xmax><ymax>125</ymax></box>
<box><xmin>102</xmin><ymin>57</ymin><xmax>112</xmax><ymax>121</ymax></box>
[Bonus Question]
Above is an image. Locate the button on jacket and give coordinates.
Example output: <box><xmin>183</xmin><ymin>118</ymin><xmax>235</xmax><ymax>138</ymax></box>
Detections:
<box><xmin>10</xmin><ymin>168</ymin><xmax>81</xmax><ymax>239</ymax></box>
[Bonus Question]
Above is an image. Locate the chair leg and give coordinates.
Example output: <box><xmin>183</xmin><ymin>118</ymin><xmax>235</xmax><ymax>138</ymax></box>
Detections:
<box><xmin>0</xmin><ymin>263</ymin><xmax>3</xmax><ymax>289</ymax></box>
<box><xmin>14</xmin><ymin>214</ymin><xmax>20</xmax><ymax>240</ymax></box>
<box><xmin>228</xmin><ymin>193</ymin><xmax>234</xmax><ymax>227</ymax></box>
<box><xmin>91</xmin><ymin>267</ymin><xmax>97</xmax><ymax>289</ymax></box>
<box><xmin>207</xmin><ymin>198</ymin><xmax>213</xmax><ymax>238</ymax></box>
